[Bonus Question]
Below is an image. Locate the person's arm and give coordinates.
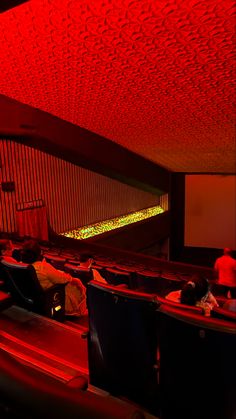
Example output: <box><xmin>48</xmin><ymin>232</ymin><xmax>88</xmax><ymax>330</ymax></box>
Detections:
<box><xmin>207</xmin><ymin>291</ymin><xmax>219</xmax><ymax>307</ymax></box>
<box><xmin>42</xmin><ymin>260</ymin><xmax>71</xmax><ymax>284</ymax></box>
<box><xmin>92</xmin><ymin>268</ymin><xmax>107</xmax><ymax>284</ymax></box>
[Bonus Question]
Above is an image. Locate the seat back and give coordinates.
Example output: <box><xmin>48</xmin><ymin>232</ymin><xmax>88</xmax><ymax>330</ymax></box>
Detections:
<box><xmin>64</xmin><ymin>264</ymin><xmax>93</xmax><ymax>287</ymax></box>
<box><xmin>210</xmin><ymin>281</ymin><xmax>228</xmax><ymax>297</ymax></box>
<box><xmin>102</xmin><ymin>267</ymin><xmax>131</xmax><ymax>286</ymax></box>
<box><xmin>1</xmin><ymin>260</ymin><xmax>43</xmax><ymax>305</ymax></box>
<box><xmin>223</xmin><ymin>299</ymin><xmax>236</xmax><ymax>312</ymax></box>
<box><xmin>0</xmin><ymin>260</ymin><xmax>65</xmax><ymax>320</ymax></box>
<box><xmin>158</xmin><ymin>304</ymin><xmax>236</xmax><ymax>419</ymax></box>
<box><xmin>211</xmin><ymin>306</ymin><xmax>236</xmax><ymax>322</ymax></box>
<box><xmin>87</xmin><ymin>281</ymin><xmax>159</xmax><ymax>415</ymax></box>
<box><xmin>156</xmin><ymin>294</ymin><xmax>203</xmax><ymax>314</ymax></box>
<box><xmin>134</xmin><ymin>270</ymin><xmax>183</xmax><ymax>296</ymax></box>
<box><xmin>43</xmin><ymin>255</ymin><xmax>66</xmax><ymax>270</ymax></box>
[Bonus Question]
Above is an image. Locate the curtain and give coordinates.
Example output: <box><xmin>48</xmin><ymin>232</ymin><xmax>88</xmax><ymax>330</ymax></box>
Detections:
<box><xmin>16</xmin><ymin>206</ymin><xmax>48</xmax><ymax>241</ymax></box>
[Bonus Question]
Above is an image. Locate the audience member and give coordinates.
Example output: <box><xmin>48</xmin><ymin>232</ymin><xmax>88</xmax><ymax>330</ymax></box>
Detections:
<box><xmin>21</xmin><ymin>240</ymin><xmax>87</xmax><ymax>317</ymax></box>
<box><xmin>214</xmin><ymin>248</ymin><xmax>236</xmax><ymax>298</ymax></box>
<box><xmin>166</xmin><ymin>274</ymin><xmax>218</xmax><ymax>316</ymax></box>
<box><xmin>79</xmin><ymin>253</ymin><xmax>107</xmax><ymax>284</ymax></box>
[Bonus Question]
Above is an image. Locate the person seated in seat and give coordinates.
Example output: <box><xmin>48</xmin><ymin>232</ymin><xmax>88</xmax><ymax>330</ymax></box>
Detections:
<box><xmin>166</xmin><ymin>274</ymin><xmax>219</xmax><ymax>316</ymax></box>
<box><xmin>21</xmin><ymin>240</ymin><xmax>87</xmax><ymax>317</ymax></box>
<box><xmin>79</xmin><ymin>253</ymin><xmax>107</xmax><ymax>284</ymax></box>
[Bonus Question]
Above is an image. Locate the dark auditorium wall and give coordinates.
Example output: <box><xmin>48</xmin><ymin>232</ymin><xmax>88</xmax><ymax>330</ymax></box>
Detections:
<box><xmin>0</xmin><ymin>139</ymin><xmax>162</xmax><ymax>235</ymax></box>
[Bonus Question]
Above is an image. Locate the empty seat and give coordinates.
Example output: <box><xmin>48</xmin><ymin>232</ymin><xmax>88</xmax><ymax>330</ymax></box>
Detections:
<box><xmin>134</xmin><ymin>270</ymin><xmax>162</xmax><ymax>293</ymax></box>
<box><xmin>64</xmin><ymin>264</ymin><xmax>93</xmax><ymax>288</ymax></box>
<box><xmin>134</xmin><ymin>270</ymin><xmax>183</xmax><ymax>296</ymax></box>
<box><xmin>43</xmin><ymin>255</ymin><xmax>66</xmax><ymax>270</ymax></box>
<box><xmin>159</xmin><ymin>271</ymin><xmax>184</xmax><ymax>296</ymax></box>
<box><xmin>0</xmin><ymin>260</ymin><xmax>65</xmax><ymax>321</ymax></box>
<box><xmin>211</xmin><ymin>306</ymin><xmax>236</xmax><ymax>322</ymax></box>
<box><xmin>66</xmin><ymin>259</ymin><xmax>80</xmax><ymax>265</ymax></box>
<box><xmin>103</xmin><ymin>267</ymin><xmax>132</xmax><ymax>286</ymax></box>
<box><xmin>158</xmin><ymin>304</ymin><xmax>236</xmax><ymax>419</ymax></box>
<box><xmin>223</xmin><ymin>299</ymin><xmax>236</xmax><ymax>312</ymax></box>
<box><xmin>87</xmin><ymin>281</ymin><xmax>159</xmax><ymax>415</ymax></box>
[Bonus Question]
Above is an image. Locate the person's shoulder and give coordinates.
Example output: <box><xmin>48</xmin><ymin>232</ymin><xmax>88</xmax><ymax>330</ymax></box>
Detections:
<box><xmin>165</xmin><ymin>290</ymin><xmax>181</xmax><ymax>303</ymax></box>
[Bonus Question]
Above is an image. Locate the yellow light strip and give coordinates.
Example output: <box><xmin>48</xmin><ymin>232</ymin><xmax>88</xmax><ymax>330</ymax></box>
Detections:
<box><xmin>60</xmin><ymin>205</ymin><xmax>164</xmax><ymax>240</ymax></box>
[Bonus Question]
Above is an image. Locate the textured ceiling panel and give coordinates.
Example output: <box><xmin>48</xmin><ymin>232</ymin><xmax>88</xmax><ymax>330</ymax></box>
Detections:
<box><xmin>0</xmin><ymin>0</ymin><xmax>235</xmax><ymax>172</ymax></box>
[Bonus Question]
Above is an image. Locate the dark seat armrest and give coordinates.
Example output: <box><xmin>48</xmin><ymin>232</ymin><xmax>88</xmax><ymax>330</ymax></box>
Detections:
<box><xmin>212</xmin><ymin>307</ymin><xmax>236</xmax><ymax>321</ymax></box>
<box><xmin>43</xmin><ymin>283</ymin><xmax>66</xmax><ymax>303</ymax></box>
<box><xmin>41</xmin><ymin>283</ymin><xmax>66</xmax><ymax>321</ymax></box>
<box><xmin>44</xmin><ymin>282</ymin><xmax>67</xmax><ymax>293</ymax></box>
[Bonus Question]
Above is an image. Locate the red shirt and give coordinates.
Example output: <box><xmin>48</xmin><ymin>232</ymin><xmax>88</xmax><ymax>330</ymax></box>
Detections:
<box><xmin>214</xmin><ymin>255</ymin><xmax>236</xmax><ymax>287</ymax></box>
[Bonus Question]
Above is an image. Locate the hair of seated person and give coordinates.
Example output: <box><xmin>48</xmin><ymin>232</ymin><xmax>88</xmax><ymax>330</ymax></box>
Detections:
<box><xmin>21</xmin><ymin>240</ymin><xmax>42</xmax><ymax>264</ymax></box>
<box><xmin>181</xmin><ymin>274</ymin><xmax>209</xmax><ymax>306</ymax></box>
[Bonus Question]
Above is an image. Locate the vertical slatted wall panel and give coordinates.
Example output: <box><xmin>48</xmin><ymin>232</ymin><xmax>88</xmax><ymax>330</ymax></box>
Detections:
<box><xmin>160</xmin><ymin>193</ymin><xmax>169</xmax><ymax>211</ymax></box>
<box><xmin>0</xmin><ymin>139</ymin><xmax>161</xmax><ymax>234</ymax></box>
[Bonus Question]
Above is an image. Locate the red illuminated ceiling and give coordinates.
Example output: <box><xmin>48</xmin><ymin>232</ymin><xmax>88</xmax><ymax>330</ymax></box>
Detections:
<box><xmin>0</xmin><ymin>0</ymin><xmax>235</xmax><ymax>173</ymax></box>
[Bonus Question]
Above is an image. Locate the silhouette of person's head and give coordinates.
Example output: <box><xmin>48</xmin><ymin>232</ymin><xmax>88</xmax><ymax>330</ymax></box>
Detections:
<box><xmin>223</xmin><ymin>248</ymin><xmax>232</xmax><ymax>256</ymax></box>
<box><xmin>21</xmin><ymin>240</ymin><xmax>41</xmax><ymax>264</ymax></box>
<box><xmin>181</xmin><ymin>274</ymin><xmax>209</xmax><ymax>306</ymax></box>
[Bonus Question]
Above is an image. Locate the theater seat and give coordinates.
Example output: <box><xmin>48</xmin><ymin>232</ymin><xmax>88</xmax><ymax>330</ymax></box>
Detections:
<box><xmin>43</xmin><ymin>254</ymin><xmax>66</xmax><ymax>270</ymax></box>
<box><xmin>158</xmin><ymin>304</ymin><xmax>236</xmax><ymax>419</ymax></box>
<box><xmin>64</xmin><ymin>264</ymin><xmax>93</xmax><ymax>287</ymax></box>
<box><xmin>134</xmin><ymin>270</ymin><xmax>183</xmax><ymax>296</ymax></box>
<box><xmin>0</xmin><ymin>348</ymin><xmax>145</xmax><ymax>419</ymax></box>
<box><xmin>211</xmin><ymin>306</ymin><xmax>236</xmax><ymax>322</ymax></box>
<box><xmin>103</xmin><ymin>267</ymin><xmax>132</xmax><ymax>286</ymax></box>
<box><xmin>87</xmin><ymin>281</ymin><xmax>159</xmax><ymax>415</ymax></box>
<box><xmin>156</xmin><ymin>293</ymin><xmax>203</xmax><ymax>314</ymax></box>
<box><xmin>0</xmin><ymin>260</ymin><xmax>65</xmax><ymax>321</ymax></box>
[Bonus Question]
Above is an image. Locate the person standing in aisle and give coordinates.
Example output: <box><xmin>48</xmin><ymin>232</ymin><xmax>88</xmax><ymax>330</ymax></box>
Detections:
<box><xmin>214</xmin><ymin>248</ymin><xmax>236</xmax><ymax>298</ymax></box>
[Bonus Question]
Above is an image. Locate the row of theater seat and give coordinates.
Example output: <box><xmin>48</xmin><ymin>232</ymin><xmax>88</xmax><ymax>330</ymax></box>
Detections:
<box><xmin>1</xmin><ymin>239</ymin><xmax>236</xmax><ymax>419</ymax></box>
<box><xmin>0</xmin><ymin>244</ymin><xmax>233</xmax><ymax>324</ymax></box>
<box><xmin>87</xmin><ymin>280</ymin><xmax>236</xmax><ymax>419</ymax></box>
<box><xmin>0</xmin><ymin>272</ymin><xmax>235</xmax><ymax>419</ymax></box>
